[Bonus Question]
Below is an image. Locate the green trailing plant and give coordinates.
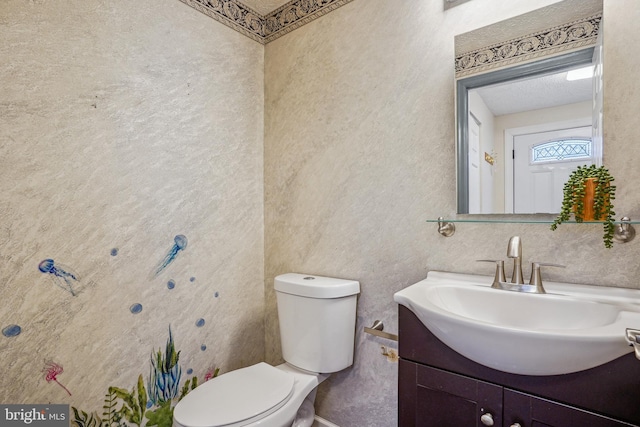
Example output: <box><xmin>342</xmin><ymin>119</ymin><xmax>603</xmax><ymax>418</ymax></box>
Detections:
<box><xmin>551</xmin><ymin>164</ymin><xmax>616</xmax><ymax>248</ymax></box>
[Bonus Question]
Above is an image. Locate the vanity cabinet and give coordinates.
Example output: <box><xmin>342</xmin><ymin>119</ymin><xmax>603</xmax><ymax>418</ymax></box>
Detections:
<box><xmin>400</xmin><ymin>361</ymin><xmax>503</xmax><ymax>426</ymax></box>
<box><xmin>398</xmin><ymin>306</ymin><xmax>640</xmax><ymax>427</ymax></box>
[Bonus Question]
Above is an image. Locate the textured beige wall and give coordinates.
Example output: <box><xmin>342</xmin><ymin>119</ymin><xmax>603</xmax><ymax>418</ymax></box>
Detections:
<box><xmin>3</xmin><ymin>0</ymin><xmax>640</xmax><ymax>426</ymax></box>
<box><xmin>264</xmin><ymin>0</ymin><xmax>640</xmax><ymax>426</ymax></box>
<box><xmin>0</xmin><ymin>0</ymin><xmax>264</xmax><ymax>420</ymax></box>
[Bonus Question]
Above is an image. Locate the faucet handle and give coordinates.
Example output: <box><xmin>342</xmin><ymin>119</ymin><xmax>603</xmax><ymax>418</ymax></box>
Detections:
<box><xmin>477</xmin><ymin>260</ymin><xmax>506</xmax><ymax>288</ymax></box>
<box><xmin>531</xmin><ymin>262</ymin><xmax>566</xmax><ymax>270</ymax></box>
<box><xmin>529</xmin><ymin>262</ymin><xmax>566</xmax><ymax>293</ymax></box>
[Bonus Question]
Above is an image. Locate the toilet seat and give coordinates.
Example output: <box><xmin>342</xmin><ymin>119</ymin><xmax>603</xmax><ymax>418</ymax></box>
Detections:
<box><xmin>173</xmin><ymin>363</ymin><xmax>295</xmax><ymax>427</ymax></box>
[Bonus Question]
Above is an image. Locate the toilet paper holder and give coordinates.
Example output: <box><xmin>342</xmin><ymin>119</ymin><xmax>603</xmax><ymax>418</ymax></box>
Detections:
<box><xmin>364</xmin><ymin>320</ymin><xmax>398</xmax><ymax>341</ymax></box>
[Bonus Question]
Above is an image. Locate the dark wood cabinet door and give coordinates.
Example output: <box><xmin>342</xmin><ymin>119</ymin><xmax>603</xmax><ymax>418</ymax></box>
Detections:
<box><xmin>504</xmin><ymin>389</ymin><xmax>637</xmax><ymax>427</ymax></box>
<box><xmin>400</xmin><ymin>359</ymin><xmax>502</xmax><ymax>427</ymax></box>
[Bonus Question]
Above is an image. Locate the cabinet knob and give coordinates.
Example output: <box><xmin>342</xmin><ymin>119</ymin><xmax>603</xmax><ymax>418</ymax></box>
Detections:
<box><xmin>480</xmin><ymin>412</ymin><xmax>494</xmax><ymax>426</ymax></box>
<box><xmin>510</xmin><ymin>424</ymin><xmax>522</xmax><ymax>427</ymax></box>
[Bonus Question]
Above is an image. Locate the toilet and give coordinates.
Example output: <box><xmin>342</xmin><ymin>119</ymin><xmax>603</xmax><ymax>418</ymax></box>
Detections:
<box><xmin>173</xmin><ymin>273</ymin><xmax>360</xmax><ymax>427</ymax></box>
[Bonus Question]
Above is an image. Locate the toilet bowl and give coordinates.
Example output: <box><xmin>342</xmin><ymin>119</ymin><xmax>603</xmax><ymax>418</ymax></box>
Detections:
<box><xmin>173</xmin><ymin>363</ymin><xmax>328</xmax><ymax>427</ymax></box>
<box><xmin>173</xmin><ymin>273</ymin><xmax>360</xmax><ymax>427</ymax></box>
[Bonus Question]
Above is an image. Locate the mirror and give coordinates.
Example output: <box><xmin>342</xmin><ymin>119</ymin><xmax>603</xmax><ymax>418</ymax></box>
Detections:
<box><xmin>455</xmin><ymin>0</ymin><xmax>603</xmax><ymax>215</ymax></box>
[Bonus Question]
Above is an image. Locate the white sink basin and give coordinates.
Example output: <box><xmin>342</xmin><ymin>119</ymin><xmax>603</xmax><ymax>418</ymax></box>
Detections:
<box><xmin>394</xmin><ymin>271</ymin><xmax>640</xmax><ymax>376</ymax></box>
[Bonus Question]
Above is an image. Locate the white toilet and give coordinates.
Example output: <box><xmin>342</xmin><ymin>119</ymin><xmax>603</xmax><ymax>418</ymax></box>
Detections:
<box><xmin>173</xmin><ymin>273</ymin><xmax>360</xmax><ymax>427</ymax></box>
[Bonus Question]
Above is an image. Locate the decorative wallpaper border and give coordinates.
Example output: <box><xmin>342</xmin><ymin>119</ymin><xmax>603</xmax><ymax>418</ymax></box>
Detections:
<box><xmin>455</xmin><ymin>14</ymin><xmax>601</xmax><ymax>78</ymax></box>
<box><xmin>178</xmin><ymin>0</ymin><xmax>356</xmax><ymax>44</ymax></box>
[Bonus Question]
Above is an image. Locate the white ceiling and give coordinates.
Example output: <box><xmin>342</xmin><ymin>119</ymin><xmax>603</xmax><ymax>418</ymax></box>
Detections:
<box><xmin>473</xmin><ymin>67</ymin><xmax>593</xmax><ymax>116</ymax></box>
<box><xmin>241</xmin><ymin>0</ymin><xmax>292</xmax><ymax>16</ymax></box>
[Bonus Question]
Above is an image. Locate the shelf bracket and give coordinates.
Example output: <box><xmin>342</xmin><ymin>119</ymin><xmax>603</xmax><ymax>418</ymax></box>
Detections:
<box><xmin>437</xmin><ymin>216</ymin><xmax>456</xmax><ymax>237</ymax></box>
<box><xmin>625</xmin><ymin>328</ymin><xmax>640</xmax><ymax>360</ymax></box>
<box><xmin>614</xmin><ymin>217</ymin><xmax>636</xmax><ymax>244</ymax></box>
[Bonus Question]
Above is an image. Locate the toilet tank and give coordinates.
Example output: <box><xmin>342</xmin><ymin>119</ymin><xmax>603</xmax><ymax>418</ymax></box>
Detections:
<box><xmin>275</xmin><ymin>273</ymin><xmax>360</xmax><ymax>373</ymax></box>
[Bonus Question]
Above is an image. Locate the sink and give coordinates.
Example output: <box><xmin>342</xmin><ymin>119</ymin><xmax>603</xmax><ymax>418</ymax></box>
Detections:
<box><xmin>394</xmin><ymin>271</ymin><xmax>640</xmax><ymax>376</ymax></box>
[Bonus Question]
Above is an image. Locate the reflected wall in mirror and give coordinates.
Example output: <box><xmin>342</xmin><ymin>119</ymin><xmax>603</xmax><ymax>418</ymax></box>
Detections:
<box><xmin>455</xmin><ymin>0</ymin><xmax>604</xmax><ymax>215</ymax></box>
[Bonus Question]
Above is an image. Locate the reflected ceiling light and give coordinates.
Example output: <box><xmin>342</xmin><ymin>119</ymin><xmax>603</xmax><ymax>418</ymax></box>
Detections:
<box><xmin>566</xmin><ymin>65</ymin><xmax>594</xmax><ymax>81</ymax></box>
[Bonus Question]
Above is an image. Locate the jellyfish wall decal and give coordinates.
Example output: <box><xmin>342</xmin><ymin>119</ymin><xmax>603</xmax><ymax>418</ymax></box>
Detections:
<box><xmin>38</xmin><ymin>259</ymin><xmax>80</xmax><ymax>296</ymax></box>
<box><xmin>152</xmin><ymin>235</ymin><xmax>188</xmax><ymax>278</ymax></box>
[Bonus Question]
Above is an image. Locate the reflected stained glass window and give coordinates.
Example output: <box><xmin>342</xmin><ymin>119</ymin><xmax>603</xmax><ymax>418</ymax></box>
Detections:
<box><xmin>531</xmin><ymin>138</ymin><xmax>592</xmax><ymax>163</ymax></box>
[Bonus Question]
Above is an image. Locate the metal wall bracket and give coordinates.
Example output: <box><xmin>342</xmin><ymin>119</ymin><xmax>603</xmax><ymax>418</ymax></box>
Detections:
<box><xmin>437</xmin><ymin>217</ymin><xmax>456</xmax><ymax>237</ymax></box>
<box><xmin>625</xmin><ymin>328</ymin><xmax>640</xmax><ymax>360</ymax></box>
<box><xmin>614</xmin><ymin>217</ymin><xmax>636</xmax><ymax>244</ymax></box>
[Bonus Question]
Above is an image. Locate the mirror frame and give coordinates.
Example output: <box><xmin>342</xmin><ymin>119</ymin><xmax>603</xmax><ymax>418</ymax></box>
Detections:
<box><xmin>456</xmin><ymin>47</ymin><xmax>596</xmax><ymax>214</ymax></box>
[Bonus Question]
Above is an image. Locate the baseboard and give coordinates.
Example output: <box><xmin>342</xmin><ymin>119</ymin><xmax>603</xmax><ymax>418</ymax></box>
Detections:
<box><xmin>312</xmin><ymin>415</ymin><xmax>340</xmax><ymax>427</ymax></box>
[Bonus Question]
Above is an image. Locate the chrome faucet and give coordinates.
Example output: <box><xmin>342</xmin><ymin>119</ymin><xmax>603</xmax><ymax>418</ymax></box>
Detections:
<box><xmin>478</xmin><ymin>236</ymin><xmax>565</xmax><ymax>294</ymax></box>
<box><xmin>506</xmin><ymin>236</ymin><xmax>524</xmax><ymax>285</ymax></box>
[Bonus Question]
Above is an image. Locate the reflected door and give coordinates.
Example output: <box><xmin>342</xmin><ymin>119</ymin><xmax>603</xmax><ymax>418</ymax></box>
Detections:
<box><xmin>468</xmin><ymin>113</ymin><xmax>481</xmax><ymax>213</ymax></box>
<box><xmin>513</xmin><ymin>126</ymin><xmax>592</xmax><ymax>213</ymax></box>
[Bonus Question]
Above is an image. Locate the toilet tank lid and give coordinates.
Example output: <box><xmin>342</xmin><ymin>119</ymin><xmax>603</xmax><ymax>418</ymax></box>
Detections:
<box><xmin>275</xmin><ymin>273</ymin><xmax>360</xmax><ymax>298</ymax></box>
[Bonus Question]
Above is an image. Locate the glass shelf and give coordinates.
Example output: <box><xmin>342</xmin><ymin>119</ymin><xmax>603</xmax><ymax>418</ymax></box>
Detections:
<box><xmin>430</xmin><ymin>216</ymin><xmax>638</xmax><ymax>243</ymax></box>
<box><xmin>427</xmin><ymin>218</ymin><xmax>640</xmax><ymax>225</ymax></box>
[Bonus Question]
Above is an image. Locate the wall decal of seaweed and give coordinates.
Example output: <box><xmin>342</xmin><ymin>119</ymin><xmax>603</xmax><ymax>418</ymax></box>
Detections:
<box><xmin>71</xmin><ymin>327</ymin><xmax>217</xmax><ymax>427</ymax></box>
<box><xmin>143</xmin><ymin>401</ymin><xmax>173</xmax><ymax>427</ymax></box>
<box><xmin>110</xmin><ymin>374</ymin><xmax>148</xmax><ymax>427</ymax></box>
<box><xmin>102</xmin><ymin>387</ymin><xmax>124</xmax><ymax>427</ymax></box>
<box><xmin>178</xmin><ymin>377</ymin><xmax>197</xmax><ymax>401</ymax></box>
<box><xmin>146</xmin><ymin>327</ymin><xmax>181</xmax><ymax>406</ymax></box>
<box><xmin>72</xmin><ymin>375</ymin><xmax>149</xmax><ymax>427</ymax></box>
<box><xmin>71</xmin><ymin>408</ymin><xmax>101</xmax><ymax>427</ymax></box>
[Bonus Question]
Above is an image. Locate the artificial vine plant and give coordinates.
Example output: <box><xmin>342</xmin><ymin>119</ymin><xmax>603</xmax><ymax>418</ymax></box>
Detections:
<box><xmin>551</xmin><ymin>164</ymin><xmax>616</xmax><ymax>248</ymax></box>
